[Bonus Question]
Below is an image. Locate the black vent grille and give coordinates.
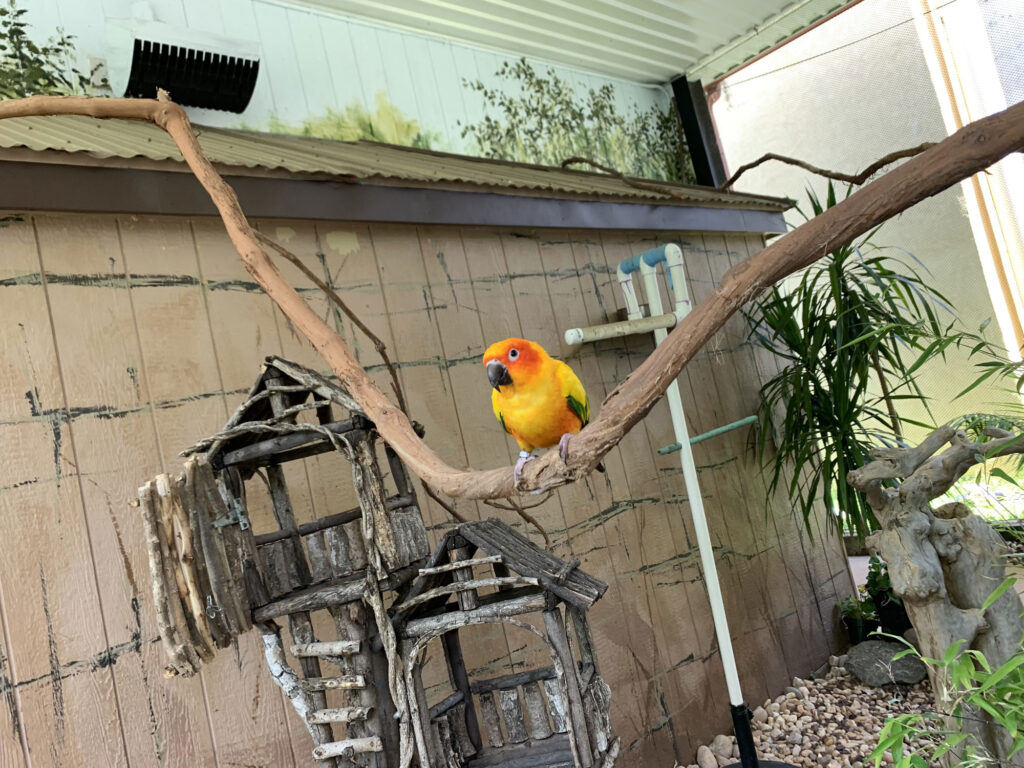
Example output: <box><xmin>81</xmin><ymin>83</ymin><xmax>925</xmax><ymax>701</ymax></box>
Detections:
<box><xmin>124</xmin><ymin>39</ymin><xmax>259</xmax><ymax>113</ymax></box>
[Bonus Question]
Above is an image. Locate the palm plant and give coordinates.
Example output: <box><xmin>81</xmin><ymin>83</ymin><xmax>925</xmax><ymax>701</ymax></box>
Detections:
<box><xmin>747</xmin><ymin>182</ymin><xmax>964</xmax><ymax>538</ymax></box>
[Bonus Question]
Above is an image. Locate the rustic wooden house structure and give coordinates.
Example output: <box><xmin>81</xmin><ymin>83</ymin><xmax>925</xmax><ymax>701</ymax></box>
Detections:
<box><xmin>0</xmin><ymin>116</ymin><xmax>854</xmax><ymax>768</ymax></box>
<box><xmin>136</xmin><ymin>355</ymin><xmax>615</xmax><ymax>767</ymax></box>
<box><xmin>396</xmin><ymin>519</ymin><xmax>615</xmax><ymax>768</ymax></box>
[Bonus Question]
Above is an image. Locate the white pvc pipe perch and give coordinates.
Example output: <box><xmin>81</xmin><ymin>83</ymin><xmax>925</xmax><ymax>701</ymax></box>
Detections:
<box><xmin>565</xmin><ymin>245</ymin><xmax>789</xmax><ymax>768</ymax></box>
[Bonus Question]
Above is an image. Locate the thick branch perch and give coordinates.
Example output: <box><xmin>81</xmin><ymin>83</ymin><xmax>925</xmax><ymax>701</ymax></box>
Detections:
<box><xmin>4</xmin><ymin>96</ymin><xmax>1024</xmax><ymax>500</ymax></box>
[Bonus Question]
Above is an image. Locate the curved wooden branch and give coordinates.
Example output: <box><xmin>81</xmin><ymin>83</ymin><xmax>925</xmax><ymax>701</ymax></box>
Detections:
<box><xmin>4</xmin><ymin>96</ymin><xmax>1024</xmax><ymax>500</ymax></box>
<box><xmin>717</xmin><ymin>142</ymin><xmax>937</xmax><ymax>190</ymax></box>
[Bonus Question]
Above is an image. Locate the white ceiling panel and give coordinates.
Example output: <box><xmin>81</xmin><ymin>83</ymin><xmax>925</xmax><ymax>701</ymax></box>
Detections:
<box><xmin>280</xmin><ymin>0</ymin><xmax>857</xmax><ymax>83</ymax></box>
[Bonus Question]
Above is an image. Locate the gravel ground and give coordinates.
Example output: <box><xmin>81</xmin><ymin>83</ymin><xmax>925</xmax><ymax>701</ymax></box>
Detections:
<box><xmin>679</xmin><ymin>660</ymin><xmax>935</xmax><ymax>768</ymax></box>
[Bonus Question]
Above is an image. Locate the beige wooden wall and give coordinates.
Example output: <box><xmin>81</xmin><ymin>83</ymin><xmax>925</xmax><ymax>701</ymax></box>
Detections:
<box><xmin>0</xmin><ymin>211</ymin><xmax>853</xmax><ymax>768</ymax></box>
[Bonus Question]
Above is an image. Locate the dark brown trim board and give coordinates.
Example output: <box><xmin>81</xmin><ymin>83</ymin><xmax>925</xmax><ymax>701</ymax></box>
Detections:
<box><xmin>0</xmin><ymin>160</ymin><xmax>788</xmax><ymax>233</ymax></box>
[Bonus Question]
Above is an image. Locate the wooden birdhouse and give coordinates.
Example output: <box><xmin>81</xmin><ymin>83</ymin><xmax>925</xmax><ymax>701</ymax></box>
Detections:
<box><xmin>136</xmin><ymin>357</ymin><xmax>616</xmax><ymax>767</ymax></box>
<box><xmin>393</xmin><ymin>520</ymin><xmax>618</xmax><ymax>768</ymax></box>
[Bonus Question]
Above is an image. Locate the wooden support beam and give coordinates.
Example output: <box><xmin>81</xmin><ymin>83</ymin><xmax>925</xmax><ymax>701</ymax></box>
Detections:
<box><xmin>469</xmin><ymin>666</ymin><xmax>557</xmax><ymax>694</ymax></box>
<box><xmin>251</xmin><ymin>576</ymin><xmax>364</xmax><ymax>622</ymax></box>
<box><xmin>543</xmin><ymin>608</ymin><xmax>593</xmax><ymax>768</ymax></box>
<box><xmin>253</xmin><ymin>495</ymin><xmax>413</xmax><ymax>546</ymax></box>
<box><xmin>216</xmin><ymin>419</ymin><xmax>365</xmax><ymax>468</ymax></box>
<box><xmin>400</xmin><ymin>593</ymin><xmax>548</xmax><ymax>637</ymax></box>
<box><xmin>442</xmin><ymin>630</ymin><xmax>482</xmax><ymax>753</ymax></box>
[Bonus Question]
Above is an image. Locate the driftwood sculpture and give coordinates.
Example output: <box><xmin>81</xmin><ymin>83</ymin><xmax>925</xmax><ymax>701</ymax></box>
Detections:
<box><xmin>137</xmin><ymin>357</ymin><xmax>615</xmax><ymax>768</ymax></box>
<box><xmin>848</xmin><ymin>425</ymin><xmax>1024</xmax><ymax>767</ymax></box>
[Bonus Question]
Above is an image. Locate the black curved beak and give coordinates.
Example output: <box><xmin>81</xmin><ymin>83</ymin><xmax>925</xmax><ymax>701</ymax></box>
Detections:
<box><xmin>487</xmin><ymin>360</ymin><xmax>512</xmax><ymax>390</ymax></box>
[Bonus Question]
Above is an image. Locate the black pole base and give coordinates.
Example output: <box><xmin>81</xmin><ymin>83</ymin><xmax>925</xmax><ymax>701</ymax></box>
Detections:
<box><xmin>723</xmin><ymin>703</ymin><xmax>800</xmax><ymax>768</ymax></box>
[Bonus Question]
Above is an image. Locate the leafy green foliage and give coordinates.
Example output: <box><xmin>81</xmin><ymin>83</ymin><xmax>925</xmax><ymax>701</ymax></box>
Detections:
<box><xmin>871</xmin><ymin>628</ymin><xmax>1024</xmax><ymax>767</ymax></box>
<box><xmin>838</xmin><ymin>589</ymin><xmax>877</xmax><ymax>620</ymax></box>
<box><xmin>460</xmin><ymin>58</ymin><xmax>694</xmax><ymax>182</ymax></box>
<box><xmin>866</xmin><ymin>555</ymin><xmax>903</xmax><ymax>607</ymax></box>
<box><xmin>746</xmin><ymin>181</ymin><xmax>975</xmax><ymax>537</ymax></box>
<box><xmin>0</xmin><ymin>0</ymin><xmax>91</xmax><ymax>99</ymax></box>
<box><xmin>268</xmin><ymin>92</ymin><xmax>438</xmax><ymax>149</ymax></box>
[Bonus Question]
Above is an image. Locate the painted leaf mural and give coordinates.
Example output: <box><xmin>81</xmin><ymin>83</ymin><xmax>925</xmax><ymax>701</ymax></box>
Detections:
<box><xmin>268</xmin><ymin>91</ymin><xmax>439</xmax><ymax>148</ymax></box>
<box><xmin>461</xmin><ymin>58</ymin><xmax>695</xmax><ymax>183</ymax></box>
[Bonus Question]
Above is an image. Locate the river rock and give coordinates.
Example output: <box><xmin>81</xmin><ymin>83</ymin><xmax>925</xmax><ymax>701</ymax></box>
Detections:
<box><xmin>846</xmin><ymin>640</ymin><xmax>927</xmax><ymax>686</ymax></box>
<box><xmin>696</xmin><ymin>745</ymin><xmax>717</xmax><ymax>768</ymax></box>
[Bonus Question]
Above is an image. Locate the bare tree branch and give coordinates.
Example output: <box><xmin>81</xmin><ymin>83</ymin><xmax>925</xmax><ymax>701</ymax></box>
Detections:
<box><xmin>559</xmin><ymin>156</ymin><xmax>694</xmax><ymax>201</ymax></box>
<box><xmin>4</xmin><ymin>95</ymin><xmax>1023</xmax><ymax>500</ymax></box>
<box><xmin>253</xmin><ymin>230</ymin><xmax>409</xmax><ymax>416</ymax></box>
<box><xmin>718</xmin><ymin>142</ymin><xmax>937</xmax><ymax>190</ymax></box>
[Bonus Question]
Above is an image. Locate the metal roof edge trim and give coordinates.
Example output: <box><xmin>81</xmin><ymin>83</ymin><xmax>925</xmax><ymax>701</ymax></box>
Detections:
<box><xmin>0</xmin><ymin>160</ymin><xmax>788</xmax><ymax>234</ymax></box>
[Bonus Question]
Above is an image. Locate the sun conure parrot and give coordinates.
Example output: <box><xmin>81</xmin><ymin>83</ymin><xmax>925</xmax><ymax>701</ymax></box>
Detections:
<box><xmin>483</xmin><ymin>337</ymin><xmax>602</xmax><ymax>484</ymax></box>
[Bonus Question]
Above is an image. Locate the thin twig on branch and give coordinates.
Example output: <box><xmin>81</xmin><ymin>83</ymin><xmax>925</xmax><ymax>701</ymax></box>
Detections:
<box><xmin>560</xmin><ymin>156</ymin><xmax>693</xmax><ymax>202</ymax></box>
<box><xmin>718</xmin><ymin>142</ymin><xmax>936</xmax><ymax>190</ymax></box>
<box><xmin>420</xmin><ymin>481</ymin><xmax>468</xmax><ymax>523</ymax></box>
<box><xmin>4</xmin><ymin>95</ymin><xmax>1023</xmax><ymax>501</ymax></box>
<box><xmin>483</xmin><ymin>494</ymin><xmax>553</xmax><ymax>547</ymax></box>
<box><xmin>254</xmin><ymin>230</ymin><xmax>409</xmax><ymax>416</ymax></box>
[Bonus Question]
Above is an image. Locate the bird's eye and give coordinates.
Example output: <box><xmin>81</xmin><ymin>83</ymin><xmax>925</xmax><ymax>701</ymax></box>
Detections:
<box><xmin>509</xmin><ymin>348</ymin><xmax>519</xmax><ymax>360</ymax></box>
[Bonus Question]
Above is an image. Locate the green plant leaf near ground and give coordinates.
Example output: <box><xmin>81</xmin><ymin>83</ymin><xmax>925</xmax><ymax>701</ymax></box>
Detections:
<box><xmin>459</xmin><ymin>57</ymin><xmax>694</xmax><ymax>183</ymax></box>
<box><xmin>268</xmin><ymin>91</ymin><xmax>439</xmax><ymax>149</ymax></box>
<box><xmin>0</xmin><ymin>0</ymin><xmax>94</xmax><ymax>99</ymax></box>
<box><xmin>870</xmin><ymin>598</ymin><xmax>1024</xmax><ymax>768</ymax></box>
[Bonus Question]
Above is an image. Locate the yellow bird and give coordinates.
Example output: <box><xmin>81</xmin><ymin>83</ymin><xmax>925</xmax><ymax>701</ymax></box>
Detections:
<box><xmin>482</xmin><ymin>337</ymin><xmax>600</xmax><ymax>484</ymax></box>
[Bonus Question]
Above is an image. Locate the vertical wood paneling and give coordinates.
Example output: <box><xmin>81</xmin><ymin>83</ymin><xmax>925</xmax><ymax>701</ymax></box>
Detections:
<box><xmin>595</xmin><ymin>231</ymin><xmax>731</xmax><ymax>755</ymax></box>
<box><xmin>0</xmin><ymin>212</ymin><xmax>849</xmax><ymax>768</ymax></box>
<box><xmin>565</xmin><ymin>230</ymin><xmax>695</xmax><ymax>755</ymax></box>
<box><xmin>120</xmin><ymin>215</ymin><xmax>298</xmax><ymax>768</ymax></box>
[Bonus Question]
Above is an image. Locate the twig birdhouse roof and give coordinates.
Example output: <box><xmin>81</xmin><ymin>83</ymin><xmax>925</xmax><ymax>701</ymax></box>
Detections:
<box><xmin>184</xmin><ymin>356</ymin><xmax>372</xmax><ymax>469</ymax></box>
<box><xmin>397</xmin><ymin>519</ymin><xmax>607</xmax><ymax>621</ymax></box>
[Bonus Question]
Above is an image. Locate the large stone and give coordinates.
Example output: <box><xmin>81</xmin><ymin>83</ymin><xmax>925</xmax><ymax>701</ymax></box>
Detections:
<box><xmin>846</xmin><ymin>640</ymin><xmax>927</xmax><ymax>686</ymax></box>
<box><xmin>711</xmin><ymin>734</ymin><xmax>733</xmax><ymax>758</ymax></box>
<box><xmin>697</xmin><ymin>744</ymin><xmax>718</xmax><ymax>768</ymax></box>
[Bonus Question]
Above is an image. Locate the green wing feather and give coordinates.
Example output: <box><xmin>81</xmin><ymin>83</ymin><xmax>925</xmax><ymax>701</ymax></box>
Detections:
<box><xmin>566</xmin><ymin>392</ymin><xmax>590</xmax><ymax>428</ymax></box>
<box><xmin>498</xmin><ymin>411</ymin><xmax>510</xmax><ymax>434</ymax></box>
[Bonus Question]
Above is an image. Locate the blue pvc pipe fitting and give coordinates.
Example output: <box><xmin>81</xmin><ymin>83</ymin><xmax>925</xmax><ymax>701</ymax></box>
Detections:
<box><xmin>619</xmin><ymin>246</ymin><xmax>674</xmax><ymax>290</ymax></box>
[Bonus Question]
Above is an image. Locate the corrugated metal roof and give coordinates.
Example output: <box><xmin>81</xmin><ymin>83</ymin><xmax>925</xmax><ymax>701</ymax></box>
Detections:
<box><xmin>0</xmin><ymin>114</ymin><xmax>790</xmax><ymax>210</ymax></box>
<box><xmin>283</xmin><ymin>0</ymin><xmax>857</xmax><ymax>83</ymax></box>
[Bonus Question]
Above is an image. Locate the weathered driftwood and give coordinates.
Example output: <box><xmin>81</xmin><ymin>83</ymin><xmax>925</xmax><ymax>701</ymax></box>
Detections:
<box><xmin>254</xmin><ymin>495</ymin><xmax>412</xmax><ymax>546</ymax></box>
<box><xmin>418</xmin><ymin>555</ymin><xmax>504</xmax><ymax>576</ymax></box>
<box><xmin>302</xmin><ymin>676</ymin><xmax>366</xmax><ymax>692</ymax></box>
<box><xmin>138</xmin><ymin>481</ymin><xmax>200</xmax><ymax>676</ymax></box>
<box><xmin>542</xmin><ymin>678</ymin><xmax>569</xmax><ymax>734</ymax></box>
<box><xmin>478</xmin><ymin>691</ymin><xmax>504</xmax><ymax>748</ymax></box>
<box><xmin>427</xmin><ymin>692</ymin><xmax>464</xmax><ymax>720</ymax></box>
<box><xmin>498</xmin><ymin>688</ymin><xmax>529</xmax><ymax>744</ymax></box>
<box><xmin>307</xmin><ymin>707</ymin><xmax>373</xmax><ymax>724</ymax></box>
<box><xmin>292</xmin><ymin>640</ymin><xmax>361</xmax><ymax>657</ymax></box>
<box><xmin>252</xmin><ymin>576</ymin><xmax>365</xmax><ymax>622</ymax></box>
<box><xmin>395</xmin><ymin>577</ymin><xmax>538</xmax><ymax>615</ymax></box>
<box><xmin>471</xmin><ymin>666</ymin><xmax>557</xmax><ymax>694</ymax></box>
<box><xmin>458</xmin><ymin>520</ymin><xmax>606</xmax><ymax>607</ymax></box>
<box><xmin>441</xmin><ymin>631</ymin><xmax>482</xmax><ymax>753</ymax></box>
<box><xmin>543</xmin><ymin>609</ymin><xmax>592</xmax><ymax>768</ymax></box>
<box><xmin>217</xmin><ymin>418</ymin><xmax>364</xmax><ymax>468</ymax></box>
<box><xmin>259</xmin><ymin>622</ymin><xmax>320</xmax><ymax>739</ymax></box>
<box><xmin>523</xmin><ymin>681</ymin><xmax>554</xmax><ymax>740</ymax></box>
<box><xmin>312</xmin><ymin>737</ymin><xmax>384</xmax><ymax>760</ymax></box>
<box><xmin>848</xmin><ymin>426</ymin><xmax>1024</xmax><ymax>767</ymax></box>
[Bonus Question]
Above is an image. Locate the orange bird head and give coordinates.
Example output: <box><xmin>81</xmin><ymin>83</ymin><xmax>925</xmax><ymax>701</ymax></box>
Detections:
<box><xmin>482</xmin><ymin>338</ymin><xmax>546</xmax><ymax>391</ymax></box>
